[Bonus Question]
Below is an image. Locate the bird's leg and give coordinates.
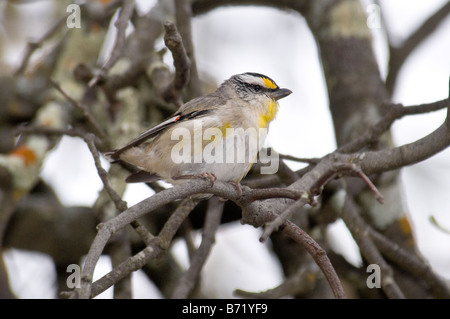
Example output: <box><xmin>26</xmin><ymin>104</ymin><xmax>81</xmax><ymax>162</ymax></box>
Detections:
<box><xmin>229</xmin><ymin>181</ymin><xmax>242</xmax><ymax>198</ymax></box>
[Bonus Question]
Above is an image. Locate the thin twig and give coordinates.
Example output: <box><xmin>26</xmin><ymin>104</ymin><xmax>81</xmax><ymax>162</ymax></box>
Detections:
<box><xmin>83</xmin><ymin>133</ymin><xmax>128</xmax><ymax>211</ymax></box>
<box><xmin>242</xmin><ymin>174</ymin><xmax>281</xmax><ymax>189</ymax></box>
<box><xmin>278</xmin><ymin>153</ymin><xmax>321</xmax><ymax>165</ymax></box>
<box><xmin>162</xmin><ymin>21</ymin><xmax>191</xmax><ymax>104</ymax></box>
<box><xmin>341</xmin><ymin>191</ymin><xmax>405</xmax><ymax>298</ymax></box>
<box><xmin>50</xmin><ymin>79</ymin><xmax>107</xmax><ymax>138</ymax></box>
<box><xmin>158</xmin><ymin>197</ymin><xmax>202</xmax><ymax>248</ymax></box>
<box><xmin>275</xmin><ymin>156</ymin><xmax>302</xmax><ymax>185</ymax></box>
<box><xmin>73</xmin><ymin>180</ymin><xmax>264</xmax><ymax>298</ymax></box>
<box><xmin>89</xmin><ymin>0</ymin><xmax>135</xmax><ymax>87</ymax></box>
<box><xmin>338</xmin><ymin>99</ymin><xmax>449</xmax><ymax>154</ymax></box>
<box><xmin>15</xmin><ymin>125</ymin><xmax>91</xmax><ymax>140</ymax></box>
<box><xmin>336</xmin><ymin>162</ymin><xmax>384</xmax><ymax>204</ymax></box>
<box><xmin>83</xmin><ymin>133</ymin><xmax>155</xmax><ymax>248</ymax></box>
<box><xmin>386</xmin><ymin>2</ymin><xmax>450</xmax><ymax>93</ymax></box>
<box><xmin>259</xmin><ymin>158</ymin><xmax>384</xmax><ymax>241</ymax></box>
<box><xmin>260</xmin><ymin>194</ymin><xmax>310</xmax><ymax>243</ymax></box>
<box><xmin>235</xmin><ymin>266</ymin><xmax>317</xmax><ymax>298</ymax></box>
<box><xmin>242</xmin><ymin>187</ymin><xmax>302</xmax><ymax>204</ymax></box>
<box><xmin>175</xmin><ymin>0</ymin><xmax>203</xmax><ymax>98</ymax></box>
<box><xmin>172</xmin><ymin>197</ymin><xmax>224</xmax><ymax>298</ymax></box>
<box><xmin>400</xmin><ymin>98</ymin><xmax>449</xmax><ymax>116</ymax></box>
<box><xmin>87</xmin><ymin>243</ymin><xmax>164</xmax><ymax>299</ymax></box>
<box><xmin>88</xmin><ymin>197</ymin><xmax>202</xmax><ymax>299</ymax></box>
<box><xmin>179</xmin><ymin>220</ymin><xmax>197</xmax><ymax>260</ymax></box>
<box><xmin>429</xmin><ymin>215</ymin><xmax>450</xmax><ymax>235</ymax></box>
<box><xmin>281</xmin><ymin>219</ymin><xmax>346</xmax><ymax>299</ymax></box>
<box><xmin>354</xmin><ymin>168</ymin><xmax>384</xmax><ymax>204</ymax></box>
<box><xmin>15</xmin><ymin>125</ymin><xmax>155</xmax><ymax>247</ymax></box>
<box><xmin>14</xmin><ymin>13</ymin><xmax>69</xmax><ymax>76</ymax></box>
<box><xmin>369</xmin><ymin>227</ymin><xmax>450</xmax><ymax>298</ymax></box>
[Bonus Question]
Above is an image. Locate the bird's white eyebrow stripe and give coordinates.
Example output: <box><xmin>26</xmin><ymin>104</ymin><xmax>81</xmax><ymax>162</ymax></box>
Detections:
<box><xmin>236</xmin><ymin>74</ymin><xmax>274</xmax><ymax>88</ymax></box>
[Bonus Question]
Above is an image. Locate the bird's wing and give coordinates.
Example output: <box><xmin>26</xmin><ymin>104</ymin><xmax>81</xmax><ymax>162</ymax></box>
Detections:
<box><xmin>105</xmin><ymin>92</ymin><xmax>227</xmax><ymax>161</ymax></box>
<box><xmin>105</xmin><ymin>108</ymin><xmax>213</xmax><ymax>161</ymax></box>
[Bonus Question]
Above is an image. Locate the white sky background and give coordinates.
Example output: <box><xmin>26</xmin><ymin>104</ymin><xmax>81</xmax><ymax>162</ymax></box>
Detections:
<box><xmin>3</xmin><ymin>0</ymin><xmax>450</xmax><ymax>298</ymax></box>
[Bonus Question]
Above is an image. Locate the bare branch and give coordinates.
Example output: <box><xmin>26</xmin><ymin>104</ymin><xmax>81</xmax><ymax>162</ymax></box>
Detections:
<box><xmin>260</xmin><ymin>194</ymin><xmax>310</xmax><ymax>243</ymax></box>
<box><xmin>14</xmin><ymin>13</ymin><xmax>69</xmax><ymax>76</ymax></box>
<box><xmin>83</xmin><ymin>133</ymin><xmax>127</xmax><ymax>212</ymax></box>
<box><xmin>341</xmin><ymin>191</ymin><xmax>405</xmax><ymax>298</ymax></box>
<box><xmin>235</xmin><ymin>266</ymin><xmax>317</xmax><ymax>298</ymax></box>
<box><xmin>242</xmin><ymin>187</ymin><xmax>302</xmax><ymax>203</ymax></box>
<box><xmin>353</xmin><ymin>167</ymin><xmax>384</xmax><ymax>204</ymax></box>
<box><xmin>85</xmin><ymin>197</ymin><xmax>199</xmax><ymax>298</ymax></box>
<box><xmin>73</xmin><ymin>177</ymin><xmax>345</xmax><ymax>298</ymax></box>
<box><xmin>70</xmin><ymin>105</ymin><xmax>450</xmax><ymax>298</ymax></box>
<box><xmin>386</xmin><ymin>1</ymin><xmax>450</xmax><ymax>93</ymax></box>
<box><xmin>172</xmin><ymin>197</ymin><xmax>224</xmax><ymax>298</ymax></box>
<box><xmin>158</xmin><ymin>197</ymin><xmax>202</xmax><ymax>249</ymax></box>
<box><xmin>14</xmin><ymin>125</ymin><xmax>155</xmax><ymax>248</ymax></box>
<box><xmin>278</xmin><ymin>153</ymin><xmax>321</xmax><ymax>165</ymax></box>
<box><xmin>162</xmin><ymin>21</ymin><xmax>191</xmax><ymax>105</ymax></box>
<box><xmin>191</xmin><ymin>0</ymin><xmax>308</xmax><ymax>15</ymax></box>
<box><xmin>175</xmin><ymin>0</ymin><xmax>203</xmax><ymax>98</ymax></box>
<box><xmin>50</xmin><ymin>80</ymin><xmax>107</xmax><ymax>138</ymax></box>
<box><xmin>338</xmin><ymin>98</ymin><xmax>449</xmax><ymax>154</ymax></box>
<box><xmin>89</xmin><ymin>0</ymin><xmax>135</xmax><ymax>87</ymax></box>
<box><xmin>281</xmin><ymin>219</ymin><xmax>346</xmax><ymax>299</ymax></box>
<box><xmin>359</xmin><ymin>119</ymin><xmax>450</xmax><ymax>175</ymax></box>
<box><xmin>370</xmin><ymin>227</ymin><xmax>450</xmax><ymax>298</ymax></box>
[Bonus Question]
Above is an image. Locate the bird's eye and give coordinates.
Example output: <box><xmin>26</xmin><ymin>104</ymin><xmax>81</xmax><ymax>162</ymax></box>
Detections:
<box><xmin>254</xmin><ymin>85</ymin><xmax>261</xmax><ymax>92</ymax></box>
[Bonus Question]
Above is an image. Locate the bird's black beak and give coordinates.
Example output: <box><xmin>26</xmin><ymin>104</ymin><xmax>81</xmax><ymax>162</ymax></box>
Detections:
<box><xmin>270</xmin><ymin>88</ymin><xmax>292</xmax><ymax>100</ymax></box>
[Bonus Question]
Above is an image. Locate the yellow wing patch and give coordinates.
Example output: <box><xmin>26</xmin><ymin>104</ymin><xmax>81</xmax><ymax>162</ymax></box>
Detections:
<box><xmin>262</xmin><ymin>77</ymin><xmax>278</xmax><ymax>89</ymax></box>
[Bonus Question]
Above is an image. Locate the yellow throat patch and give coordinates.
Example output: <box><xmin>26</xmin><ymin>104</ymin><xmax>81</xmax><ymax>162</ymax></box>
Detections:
<box><xmin>259</xmin><ymin>99</ymin><xmax>279</xmax><ymax>128</ymax></box>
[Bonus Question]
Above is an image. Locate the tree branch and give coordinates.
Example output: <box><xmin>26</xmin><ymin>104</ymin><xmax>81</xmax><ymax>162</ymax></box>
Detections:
<box><xmin>369</xmin><ymin>228</ymin><xmax>450</xmax><ymax>298</ymax></box>
<box><xmin>162</xmin><ymin>21</ymin><xmax>191</xmax><ymax>105</ymax></box>
<box><xmin>340</xmin><ymin>191</ymin><xmax>405</xmax><ymax>298</ymax></box>
<box><xmin>14</xmin><ymin>12</ymin><xmax>69</xmax><ymax>76</ymax></box>
<box><xmin>175</xmin><ymin>0</ymin><xmax>203</xmax><ymax>98</ymax></box>
<box><xmin>359</xmin><ymin>119</ymin><xmax>450</xmax><ymax>175</ymax></box>
<box><xmin>235</xmin><ymin>266</ymin><xmax>317</xmax><ymax>298</ymax></box>
<box><xmin>50</xmin><ymin>80</ymin><xmax>107</xmax><ymax>138</ymax></box>
<box><xmin>386</xmin><ymin>1</ymin><xmax>450</xmax><ymax>93</ymax></box>
<box><xmin>281</xmin><ymin>219</ymin><xmax>346</xmax><ymax>299</ymax></box>
<box><xmin>87</xmin><ymin>197</ymin><xmax>200</xmax><ymax>299</ymax></box>
<box><xmin>72</xmin><ymin>178</ymin><xmax>345</xmax><ymax>299</ymax></box>
<box><xmin>171</xmin><ymin>196</ymin><xmax>224</xmax><ymax>298</ymax></box>
<box><xmin>338</xmin><ymin>99</ymin><xmax>449</xmax><ymax>154</ymax></box>
<box><xmin>89</xmin><ymin>0</ymin><xmax>135</xmax><ymax>87</ymax></box>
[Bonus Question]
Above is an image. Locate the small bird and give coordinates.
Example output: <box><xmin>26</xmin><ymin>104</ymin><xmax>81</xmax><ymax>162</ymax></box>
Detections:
<box><xmin>106</xmin><ymin>72</ymin><xmax>292</xmax><ymax>188</ymax></box>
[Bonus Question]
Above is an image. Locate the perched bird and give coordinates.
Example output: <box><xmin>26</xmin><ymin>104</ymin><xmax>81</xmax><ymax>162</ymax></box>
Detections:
<box><xmin>106</xmin><ymin>72</ymin><xmax>292</xmax><ymax>189</ymax></box>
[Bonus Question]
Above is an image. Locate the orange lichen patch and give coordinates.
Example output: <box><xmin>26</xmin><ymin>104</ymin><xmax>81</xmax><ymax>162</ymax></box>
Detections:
<box><xmin>93</xmin><ymin>0</ymin><xmax>113</xmax><ymax>4</ymax></box>
<box><xmin>13</xmin><ymin>190</ymin><xmax>26</xmax><ymax>200</ymax></box>
<box><xmin>91</xmin><ymin>22</ymin><xmax>103</xmax><ymax>33</ymax></box>
<box><xmin>307</xmin><ymin>271</ymin><xmax>316</xmax><ymax>283</ymax></box>
<box><xmin>42</xmin><ymin>118</ymin><xmax>54</xmax><ymax>127</ymax></box>
<box><xmin>10</xmin><ymin>146</ymin><xmax>37</xmax><ymax>166</ymax></box>
<box><xmin>65</xmin><ymin>57</ymin><xmax>77</xmax><ymax>70</ymax></box>
<box><xmin>399</xmin><ymin>215</ymin><xmax>412</xmax><ymax>236</ymax></box>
